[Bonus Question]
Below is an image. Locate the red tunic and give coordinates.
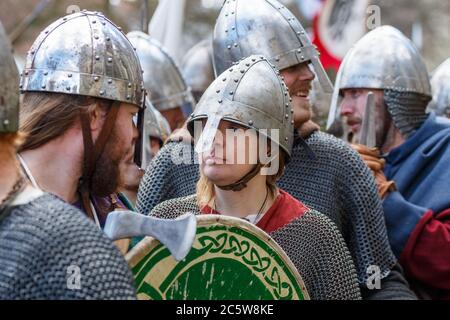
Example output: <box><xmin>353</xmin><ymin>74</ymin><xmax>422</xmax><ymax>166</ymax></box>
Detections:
<box><xmin>201</xmin><ymin>189</ymin><xmax>309</xmax><ymax>233</ymax></box>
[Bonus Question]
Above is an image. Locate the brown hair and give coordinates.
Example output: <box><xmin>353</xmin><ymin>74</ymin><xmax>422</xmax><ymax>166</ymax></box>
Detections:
<box><xmin>19</xmin><ymin>92</ymin><xmax>113</xmax><ymax>152</ymax></box>
<box><xmin>196</xmin><ymin>146</ymin><xmax>287</xmax><ymax>208</ymax></box>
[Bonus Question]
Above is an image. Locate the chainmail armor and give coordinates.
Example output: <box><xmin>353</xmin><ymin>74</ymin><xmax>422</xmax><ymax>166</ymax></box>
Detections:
<box><xmin>384</xmin><ymin>89</ymin><xmax>431</xmax><ymax>138</ymax></box>
<box><xmin>137</xmin><ymin>131</ymin><xmax>397</xmax><ymax>286</ymax></box>
<box><xmin>137</xmin><ymin>140</ymin><xmax>198</xmax><ymax>214</ymax></box>
<box><xmin>279</xmin><ymin>131</ymin><xmax>397</xmax><ymax>284</ymax></box>
<box><xmin>150</xmin><ymin>194</ymin><xmax>361</xmax><ymax>300</ymax></box>
<box><xmin>0</xmin><ymin>194</ymin><xmax>136</xmax><ymax>299</ymax></box>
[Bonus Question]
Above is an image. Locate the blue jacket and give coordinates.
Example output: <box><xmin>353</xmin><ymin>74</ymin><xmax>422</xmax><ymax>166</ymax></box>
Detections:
<box><xmin>383</xmin><ymin>112</ymin><xmax>450</xmax><ymax>257</ymax></box>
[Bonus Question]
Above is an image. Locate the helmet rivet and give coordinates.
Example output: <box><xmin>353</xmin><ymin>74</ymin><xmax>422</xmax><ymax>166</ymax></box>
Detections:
<box><xmin>248</xmin><ymin>120</ymin><xmax>254</xmax><ymax>126</ymax></box>
<box><xmin>41</xmin><ymin>84</ymin><xmax>46</xmax><ymax>89</ymax></box>
<box><xmin>227</xmin><ymin>45</ymin><xmax>231</xmax><ymax>50</ymax></box>
<box><xmin>95</xmin><ymin>55</ymin><xmax>100</xmax><ymax>60</ymax></box>
<box><xmin>216</xmin><ymin>90</ymin><xmax>220</xmax><ymax>93</ymax></box>
<box><xmin>45</xmin><ymin>30</ymin><xmax>49</xmax><ymax>34</ymax></box>
<box><xmin>229</xmin><ymin>68</ymin><xmax>233</xmax><ymax>72</ymax></box>
<box><xmin>225</xmin><ymin>13</ymin><xmax>228</xmax><ymax>17</ymax></box>
<box><xmin>291</xmin><ymin>120</ymin><xmax>295</xmax><ymax>124</ymax></box>
<box><xmin>43</xmin><ymin>71</ymin><xmax>48</xmax><ymax>76</ymax></box>
<box><xmin>218</xmin><ymin>99</ymin><xmax>223</xmax><ymax>103</ymax></box>
<box><xmin>252</xmin><ymin>58</ymin><xmax>256</xmax><ymax>62</ymax></box>
<box><xmin>4</xmin><ymin>119</ymin><xmax>10</xmax><ymax>125</ymax></box>
<box><xmin>66</xmin><ymin>86</ymin><xmax>71</xmax><ymax>91</ymax></box>
<box><xmin>289</xmin><ymin>98</ymin><xmax>292</xmax><ymax>102</ymax></box>
<box><xmin>94</xmin><ymin>76</ymin><xmax>100</xmax><ymax>81</ymax></box>
<box><xmin>92</xmin><ymin>20</ymin><xmax>96</xmax><ymax>24</ymax></box>
<box><xmin>301</xmin><ymin>56</ymin><xmax>305</xmax><ymax>60</ymax></box>
<box><xmin>285</xmin><ymin>103</ymin><xmax>289</xmax><ymax>107</ymax></box>
<box><xmin>285</xmin><ymin>137</ymin><xmax>289</xmax><ymax>141</ymax></box>
<box><xmin>234</xmin><ymin>79</ymin><xmax>238</xmax><ymax>83</ymax></box>
<box><xmin>63</xmin><ymin>17</ymin><xmax>67</xmax><ymax>21</ymax></box>
<box><xmin>127</xmin><ymin>95</ymin><xmax>131</xmax><ymax>100</ymax></box>
<box><xmin>68</xmin><ymin>73</ymin><xmax>72</xmax><ymax>78</ymax></box>
<box><xmin>222</xmin><ymin>78</ymin><xmax>226</xmax><ymax>82</ymax></box>
<box><xmin>100</xmin><ymin>90</ymin><xmax>105</xmax><ymax>95</ymax></box>
<box><xmin>297</xmin><ymin>49</ymin><xmax>302</xmax><ymax>53</ymax></box>
<box><xmin>233</xmin><ymin>43</ymin><xmax>237</xmax><ymax>47</ymax></box>
<box><xmin>30</xmin><ymin>50</ymin><xmax>35</xmax><ymax>55</ymax></box>
<box><xmin>108</xmin><ymin>79</ymin><xmax>113</xmax><ymax>84</ymax></box>
<box><xmin>246</xmin><ymin>63</ymin><xmax>250</xmax><ymax>67</ymax></box>
<box><xmin>19</xmin><ymin>85</ymin><xmax>23</xmax><ymax>89</ymax></box>
<box><xmin>231</xmin><ymin>26</ymin><xmax>235</xmax><ymax>30</ymax></box>
<box><xmin>128</xmin><ymin>83</ymin><xmax>132</xmax><ymax>88</ymax></box>
<box><xmin>108</xmin><ymin>57</ymin><xmax>112</xmax><ymax>63</ymax></box>
<box><xmin>106</xmin><ymin>37</ymin><xmax>111</xmax><ymax>41</ymax></box>
<box><xmin>231</xmin><ymin>11</ymin><xmax>235</xmax><ymax>14</ymax></box>
<box><xmin>229</xmin><ymin>91</ymin><xmax>234</xmax><ymax>95</ymax></box>
<box><xmin>240</xmin><ymin>70</ymin><xmax>245</xmax><ymax>74</ymax></box>
<box><xmin>118</xmin><ymin>27</ymin><xmax>122</xmax><ymax>31</ymax></box>
<box><xmin>291</xmin><ymin>109</ymin><xmax>294</xmax><ymax>113</ymax></box>
<box><xmin>94</xmin><ymin>35</ymin><xmax>99</xmax><ymax>40</ymax></box>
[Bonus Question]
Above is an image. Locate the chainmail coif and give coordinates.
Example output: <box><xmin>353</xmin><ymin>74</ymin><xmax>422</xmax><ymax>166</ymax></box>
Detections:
<box><xmin>150</xmin><ymin>194</ymin><xmax>362</xmax><ymax>300</ymax></box>
<box><xmin>0</xmin><ymin>193</ymin><xmax>136</xmax><ymax>299</ymax></box>
<box><xmin>384</xmin><ymin>89</ymin><xmax>431</xmax><ymax>138</ymax></box>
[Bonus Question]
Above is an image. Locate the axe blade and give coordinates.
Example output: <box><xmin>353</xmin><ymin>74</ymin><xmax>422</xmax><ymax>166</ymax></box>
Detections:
<box><xmin>104</xmin><ymin>211</ymin><xmax>197</xmax><ymax>261</ymax></box>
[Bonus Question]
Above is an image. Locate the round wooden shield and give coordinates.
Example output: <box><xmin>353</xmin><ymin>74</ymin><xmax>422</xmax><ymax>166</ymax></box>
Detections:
<box><xmin>125</xmin><ymin>215</ymin><xmax>310</xmax><ymax>300</ymax></box>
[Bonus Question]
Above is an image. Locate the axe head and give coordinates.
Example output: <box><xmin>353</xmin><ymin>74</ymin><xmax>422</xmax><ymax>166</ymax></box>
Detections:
<box><xmin>104</xmin><ymin>211</ymin><xmax>197</xmax><ymax>261</ymax></box>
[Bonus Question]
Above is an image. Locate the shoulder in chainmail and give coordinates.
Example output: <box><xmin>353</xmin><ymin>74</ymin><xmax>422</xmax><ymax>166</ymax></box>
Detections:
<box><xmin>150</xmin><ymin>195</ymin><xmax>362</xmax><ymax>300</ymax></box>
<box><xmin>137</xmin><ymin>140</ymin><xmax>199</xmax><ymax>215</ymax></box>
<box><xmin>278</xmin><ymin>131</ymin><xmax>397</xmax><ymax>285</ymax></box>
<box><xmin>0</xmin><ymin>193</ymin><xmax>136</xmax><ymax>300</ymax></box>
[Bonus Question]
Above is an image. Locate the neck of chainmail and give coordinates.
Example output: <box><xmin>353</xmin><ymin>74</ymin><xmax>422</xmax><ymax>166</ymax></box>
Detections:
<box><xmin>384</xmin><ymin>89</ymin><xmax>431</xmax><ymax>138</ymax></box>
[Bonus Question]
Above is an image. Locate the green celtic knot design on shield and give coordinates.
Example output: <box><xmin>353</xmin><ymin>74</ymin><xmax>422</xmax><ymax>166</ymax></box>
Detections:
<box><xmin>129</xmin><ymin>220</ymin><xmax>308</xmax><ymax>300</ymax></box>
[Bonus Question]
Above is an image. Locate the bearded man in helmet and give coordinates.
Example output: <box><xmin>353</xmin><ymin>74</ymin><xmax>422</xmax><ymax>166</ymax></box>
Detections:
<box><xmin>18</xmin><ymin>11</ymin><xmax>146</xmax><ymax>228</ymax></box>
<box><xmin>332</xmin><ymin>26</ymin><xmax>450</xmax><ymax>300</ymax></box>
<box><xmin>0</xmin><ymin>20</ymin><xmax>136</xmax><ymax>299</ymax></box>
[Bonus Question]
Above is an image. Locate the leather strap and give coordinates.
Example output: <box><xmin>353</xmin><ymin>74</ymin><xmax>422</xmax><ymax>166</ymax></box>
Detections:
<box><xmin>216</xmin><ymin>163</ymin><xmax>263</xmax><ymax>192</ymax></box>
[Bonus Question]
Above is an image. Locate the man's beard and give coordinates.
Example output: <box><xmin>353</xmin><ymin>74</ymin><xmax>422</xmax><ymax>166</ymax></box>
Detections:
<box><xmin>90</xmin><ymin>127</ymin><xmax>127</xmax><ymax>197</ymax></box>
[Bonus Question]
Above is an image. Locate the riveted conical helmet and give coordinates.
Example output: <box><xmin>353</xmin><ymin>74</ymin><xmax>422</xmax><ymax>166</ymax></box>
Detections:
<box><xmin>20</xmin><ymin>11</ymin><xmax>145</xmax><ymax>107</ymax></box>
<box><xmin>187</xmin><ymin>55</ymin><xmax>294</xmax><ymax>159</ymax></box>
<box><xmin>213</xmin><ymin>0</ymin><xmax>333</xmax><ymax>93</ymax></box>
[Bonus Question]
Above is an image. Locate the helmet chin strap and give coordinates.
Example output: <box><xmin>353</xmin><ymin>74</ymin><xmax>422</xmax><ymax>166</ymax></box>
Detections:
<box><xmin>216</xmin><ymin>163</ymin><xmax>264</xmax><ymax>192</ymax></box>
